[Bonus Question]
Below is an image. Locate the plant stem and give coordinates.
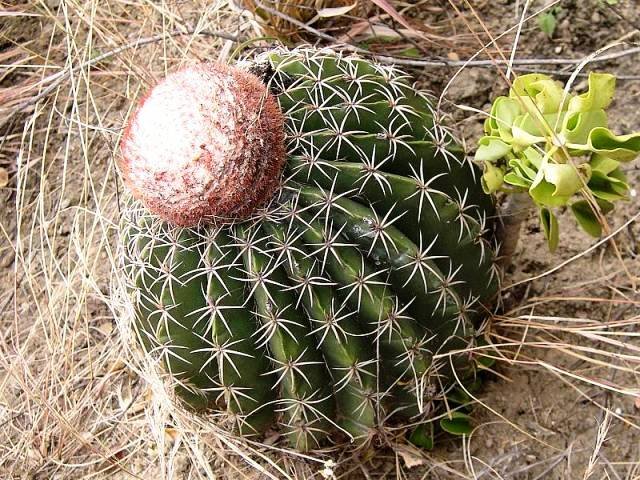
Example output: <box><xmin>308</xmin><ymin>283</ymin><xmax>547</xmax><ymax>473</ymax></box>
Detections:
<box><xmin>496</xmin><ymin>193</ymin><xmax>534</xmax><ymax>268</ymax></box>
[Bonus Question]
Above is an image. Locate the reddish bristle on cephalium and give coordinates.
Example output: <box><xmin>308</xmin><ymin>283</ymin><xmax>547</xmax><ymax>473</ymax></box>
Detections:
<box><xmin>118</xmin><ymin>63</ymin><xmax>286</xmax><ymax>226</ymax></box>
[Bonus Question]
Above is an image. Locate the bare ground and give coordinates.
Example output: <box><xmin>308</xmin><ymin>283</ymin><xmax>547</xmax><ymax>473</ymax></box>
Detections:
<box><xmin>1</xmin><ymin>0</ymin><xmax>639</xmax><ymax>478</ymax></box>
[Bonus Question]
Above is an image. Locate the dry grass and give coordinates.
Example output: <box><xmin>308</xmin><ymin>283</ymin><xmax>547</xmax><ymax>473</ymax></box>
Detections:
<box><xmin>1</xmin><ymin>0</ymin><xmax>639</xmax><ymax>478</ymax></box>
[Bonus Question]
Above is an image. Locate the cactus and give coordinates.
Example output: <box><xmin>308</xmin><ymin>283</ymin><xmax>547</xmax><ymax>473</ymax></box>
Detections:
<box><xmin>118</xmin><ymin>47</ymin><xmax>500</xmax><ymax>450</ymax></box>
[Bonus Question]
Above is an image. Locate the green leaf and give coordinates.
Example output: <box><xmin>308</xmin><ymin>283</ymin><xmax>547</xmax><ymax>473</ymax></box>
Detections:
<box><xmin>493</xmin><ymin>97</ymin><xmax>521</xmax><ymax>142</ymax></box>
<box><xmin>466</xmin><ymin>379</ymin><xmax>483</xmax><ymax>393</ymax></box>
<box><xmin>473</xmin><ymin>338</ymin><xmax>495</xmax><ymax>369</ymax></box>
<box><xmin>607</xmin><ymin>168</ymin><xmax>629</xmax><ymax>188</ymax></box>
<box><xmin>511</xmin><ymin>118</ymin><xmax>547</xmax><ymax>149</ymax></box>
<box><xmin>570</xmin><ymin>200</ymin><xmax>604</xmax><ymax>237</ymax></box>
<box><xmin>586</xmin><ymin>127</ymin><xmax>640</xmax><ymax>162</ymax></box>
<box><xmin>475</xmin><ymin>136</ymin><xmax>511</xmax><ymax>163</ymax></box>
<box><xmin>447</xmin><ymin>388</ymin><xmax>471</xmax><ymax>405</ymax></box>
<box><xmin>542</xmin><ymin>163</ymin><xmax>588</xmax><ymax>197</ymax></box>
<box><xmin>511</xmin><ymin>74</ymin><xmax>551</xmax><ymax>97</ymax></box>
<box><xmin>503</xmin><ymin>172</ymin><xmax>532</xmax><ymax>189</ymax></box>
<box><xmin>440</xmin><ymin>412</ymin><xmax>473</xmax><ymax>436</ymax></box>
<box><xmin>538</xmin><ymin>11</ymin><xmax>557</xmax><ymax>38</ymax></box>
<box><xmin>568</xmin><ymin>72</ymin><xmax>616</xmax><ymax>113</ymax></box>
<box><xmin>484</xmin><ymin>115</ymin><xmax>496</xmax><ymax>136</ymax></box>
<box><xmin>510</xmin><ymin>74</ymin><xmax>566</xmax><ymax>114</ymax></box>
<box><xmin>477</xmin><ymin>354</ymin><xmax>495</xmax><ymax>369</ymax></box>
<box><xmin>590</xmin><ymin>153</ymin><xmax>620</xmax><ymax>175</ymax></box>
<box><xmin>509</xmin><ymin>156</ymin><xmax>537</xmax><ymax>181</ymax></box>
<box><xmin>409</xmin><ymin>424</ymin><xmax>434</xmax><ymax>450</ymax></box>
<box><xmin>481</xmin><ymin>163</ymin><xmax>505</xmax><ymax>193</ymax></box>
<box><xmin>397</xmin><ymin>47</ymin><xmax>421</xmax><ymax>58</ymax></box>
<box><xmin>531</xmin><ymin>179</ymin><xmax>571</xmax><ymax>207</ymax></box>
<box><xmin>511</xmin><ymin>112</ymin><xmax>565</xmax><ymax>149</ymax></box>
<box><xmin>522</xmin><ymin>147</ymin><xmax>544</xmax><ymax>169</ymax></box>
<box><xmin>562</xmin><ymin>109</ymin><xmax>608</xmax><ymax>145</ymax></box>
<box><xmin>586</xmin><ymin>154</ymin><xmax>629</xmax><ymax>202</ymax></box>
<box><xmin>540</xmin><ymin>208</ymin><xmax>559</xmax><ymax>252</ymax></box>
<box><xmin>588</xmin><ymin>170</ymin><xmax>629</xmax><ymax>202</ymax></box>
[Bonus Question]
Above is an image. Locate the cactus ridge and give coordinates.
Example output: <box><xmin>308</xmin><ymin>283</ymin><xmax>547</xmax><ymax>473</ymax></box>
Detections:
<box><xmin>121</xmin><ymin>47</ymin><xmax>501</xmax><ymax>450</ymax></box>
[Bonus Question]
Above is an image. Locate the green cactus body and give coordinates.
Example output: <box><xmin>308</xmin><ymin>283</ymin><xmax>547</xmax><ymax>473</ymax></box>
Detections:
<box><xmin>120</xmin><ymin>47</ymin><xmax>500</xmax><ymax>450</ymax></box>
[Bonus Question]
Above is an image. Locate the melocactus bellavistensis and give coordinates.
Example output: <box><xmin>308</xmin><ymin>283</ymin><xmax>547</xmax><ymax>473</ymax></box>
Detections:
<box><xmin>118</xmin><ymin>46</ymin><xmax>501</xmax><ymax>451</ymax></box>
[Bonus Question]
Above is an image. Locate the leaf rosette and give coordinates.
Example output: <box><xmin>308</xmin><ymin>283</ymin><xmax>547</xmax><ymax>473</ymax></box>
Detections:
<box><xmin>476</xmin><ymin>72</ymin><xmax>640</xmax><ymax>249</ymax></box>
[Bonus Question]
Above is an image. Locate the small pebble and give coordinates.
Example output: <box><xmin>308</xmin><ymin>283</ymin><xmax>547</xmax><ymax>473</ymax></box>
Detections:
<box><xmin>0</xmin><ymin>168</ymin><xmax>8</xmax><ymax>188</ymax></box>
<box><xmin>447</xmin><ymin>51</ymin><xmax>460</xmax><ymax>61</ymax></box>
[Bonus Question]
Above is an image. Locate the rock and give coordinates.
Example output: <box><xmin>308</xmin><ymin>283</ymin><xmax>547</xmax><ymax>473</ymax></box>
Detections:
<box><xmin>445</xmin><ymin>68</ymin><xmax>495</xmax><ymax>103</ymax></box>
<box><xmin>0</xmin><ymin>168</ymin><xmax>8</xmax><ymax>188</ymax></box>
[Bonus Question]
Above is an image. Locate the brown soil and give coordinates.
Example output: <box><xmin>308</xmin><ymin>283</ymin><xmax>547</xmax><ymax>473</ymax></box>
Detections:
<box><xmin>1</xmin><ymin>0</ymin><xmax>639</xmax><ymax>479</ymax></box>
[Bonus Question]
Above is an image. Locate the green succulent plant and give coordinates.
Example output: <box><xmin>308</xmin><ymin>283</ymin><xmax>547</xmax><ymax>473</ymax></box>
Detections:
<box><xmin>476</xmin><ymin>72</ymin><xmax>640</xmax><ymax>250</ymax></box>
<box><xmin>117</xmin><ymin>47</ymin><xmax>500</xmax><ymax>451</ymax></box>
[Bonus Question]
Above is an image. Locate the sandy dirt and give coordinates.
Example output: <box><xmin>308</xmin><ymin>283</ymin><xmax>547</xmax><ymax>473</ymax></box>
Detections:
<box><xmin>1</xmin><ymin>0</ymin><xmax>639</xmax><ymax>478</ymax></box>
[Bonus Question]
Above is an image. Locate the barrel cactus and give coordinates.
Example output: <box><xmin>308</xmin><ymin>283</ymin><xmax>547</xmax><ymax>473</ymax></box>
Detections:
<box><xmin>118</xmin><ymin>46</ymin><xmax>500</xmax><ymax>451</ymax></box>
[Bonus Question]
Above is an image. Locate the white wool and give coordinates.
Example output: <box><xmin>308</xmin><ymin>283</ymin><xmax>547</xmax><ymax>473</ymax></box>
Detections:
<box><xmin>123</xmin><ymin>66</ymin><xmax>240</xmax><ymax>203</ymax></box>
<box><xmin>119</xmin><ymin>61</ymin><xmax>285</xmax><ymax>225</ymax></box>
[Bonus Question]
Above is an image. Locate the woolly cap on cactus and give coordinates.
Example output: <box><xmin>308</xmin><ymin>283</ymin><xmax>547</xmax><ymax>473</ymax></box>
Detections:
<box><xmin>118</xmin><ymin>63</ymin><xmax>286</xmax><ymax>226</ymax></box>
